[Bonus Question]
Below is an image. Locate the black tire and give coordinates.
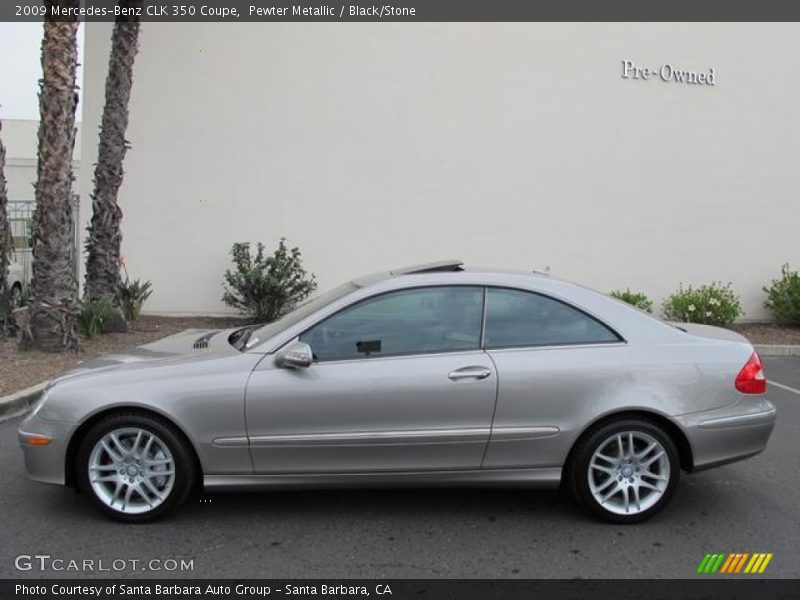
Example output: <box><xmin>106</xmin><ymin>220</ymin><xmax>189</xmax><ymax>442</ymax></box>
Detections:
<box><xmin>567</xmin><ymin>418</ymin><xmax>680</xmax><ymax>524</ymax></box>
<box><xmin>76</xmin><ymin>412</ymin><xmax>196</xmax><ymax>522</ymax></box>
<box><xmin>10</xmin><ymin>284</ymin><xmax>22</xmax><ymax>308</ymax></box>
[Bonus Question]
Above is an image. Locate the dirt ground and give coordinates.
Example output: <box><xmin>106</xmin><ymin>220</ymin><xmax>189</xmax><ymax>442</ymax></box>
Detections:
<box><xmin>0</xmin><ymin>315</ymin><xmax>246</xmax><ymax>397</ymax></box>
<box><xmin>730</xmin><ymin>322</ymin><xmax>800</xmax><ymax>345</ymax></box>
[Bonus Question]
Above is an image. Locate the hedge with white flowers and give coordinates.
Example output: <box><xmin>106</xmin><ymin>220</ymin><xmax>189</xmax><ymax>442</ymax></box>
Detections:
<box><xmin>662</xmin><ymin>282</ymin><xmax>743</xmax><ymax>326</ymax></box>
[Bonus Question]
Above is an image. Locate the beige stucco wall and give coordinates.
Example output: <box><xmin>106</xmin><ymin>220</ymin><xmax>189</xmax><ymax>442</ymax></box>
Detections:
<box><xmin>4</xmin><ymin>118</ymin><xmax>82</xmax><ymax>202</ymax></box>
<box><xmin>78</xmin><ymin>23</ymin><xmax>800</xmax><ymax>318</ymax></box>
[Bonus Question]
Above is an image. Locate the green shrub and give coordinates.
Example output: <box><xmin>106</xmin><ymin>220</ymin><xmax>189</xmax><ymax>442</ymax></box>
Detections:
<box><xmin>78</xmin><ymin>297</ymin><xmax>114</xmax><ymax>339</ymax></box>
<box><xmin>662</xmin><ymin>282</ymin><xmax>742</xmax><ymax>326</ymax></box>
<box><xmin>610</xmin><ymin>288</ymin><xmax>653</xmax><ymax>313</ymax></box>
<box><xmin>763</xmin><ymin>264</ymin><xmax>800</xmax><ymax>324</ymax></box>
<box><xmin>222</xmin><ymin>238</ymin><xmax>317</xmax><ymax>322</ymax></box>
<box><xmin>117</xmin><ymin>276</ymin><xmax>153</xmax><ymax>321</ymax></box>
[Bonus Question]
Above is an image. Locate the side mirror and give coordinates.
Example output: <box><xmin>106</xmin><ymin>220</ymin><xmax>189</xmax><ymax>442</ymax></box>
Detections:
<box><xmin>275</xmin><ymin>341</ymin><xmax>313</xmax><ymax>369</ymax></box>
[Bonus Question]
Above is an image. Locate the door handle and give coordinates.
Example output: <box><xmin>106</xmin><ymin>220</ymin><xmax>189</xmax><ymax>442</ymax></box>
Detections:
<box><xmin>448</xmin><ymin>366</ymin><xmax>492</xmax><ymax>381</ymax></box>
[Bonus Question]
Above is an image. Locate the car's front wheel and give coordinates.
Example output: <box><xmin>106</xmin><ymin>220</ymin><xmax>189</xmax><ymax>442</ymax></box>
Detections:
<box><xmin>76</xmin><ymin>412</ymin><xmax>195</xmax><ymax>522</ymax></box>
<box><xmin>569</xmin><ymin>419</ymin><xmax>680</xmax><ymax>523</ymax></box>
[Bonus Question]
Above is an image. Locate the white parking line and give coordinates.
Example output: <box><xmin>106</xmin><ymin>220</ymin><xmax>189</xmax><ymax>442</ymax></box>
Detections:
<box><xmin>771</xmin><ymin>381</ymin><xmax>800</xmax><ymax>396</ymax></box>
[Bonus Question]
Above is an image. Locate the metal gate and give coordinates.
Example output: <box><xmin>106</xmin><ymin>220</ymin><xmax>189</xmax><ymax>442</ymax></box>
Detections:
<box><xmin>7</xmin><ymin>197</ymin><xmax>81</xmax><ymax>289</ymax></box>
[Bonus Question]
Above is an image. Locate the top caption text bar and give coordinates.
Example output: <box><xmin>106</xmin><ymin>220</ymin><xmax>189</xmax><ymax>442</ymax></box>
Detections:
<box><xmin>3</xmin><ymin>0</ymin><xmax>800</xmax><ymax>22</ymax></box>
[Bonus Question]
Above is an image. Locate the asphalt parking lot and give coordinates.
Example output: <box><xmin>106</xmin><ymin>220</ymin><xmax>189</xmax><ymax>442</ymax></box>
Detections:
<box><xmin>0</xmin><ymin>357</ymin><xmax>797</xmax><ymax>579</ymax></box>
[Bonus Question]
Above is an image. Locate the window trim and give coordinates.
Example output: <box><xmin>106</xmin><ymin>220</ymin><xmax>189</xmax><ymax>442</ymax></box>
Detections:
<box><xmin>297</xmin><ymin>284</ymin><xmax>487</xmax><ymax>363</ymax></box>
<box><xmin>481</xmin><ymin>285</ymin><xmax>626</xmax><ymax>351</ymax></box>
<box><xmin>479</xmin><ymin>286</ymin><xmax>488</xmax><ymax>349</ymax></box>
<box><xmin>291</xmin><ymin>283</ymin><xmax>626</xmax><ymax>364</ymax></box>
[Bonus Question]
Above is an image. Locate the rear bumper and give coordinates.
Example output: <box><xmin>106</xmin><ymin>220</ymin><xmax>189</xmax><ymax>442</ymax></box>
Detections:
<box><xmin>18</xmin><ymin>413</ymin><xmax>76</xmax><ymax>486</ymax></box>
<box><xmin>676</xmin><ymin>396</ymin><xmax>776</xmax><ymax>472</ymax></box>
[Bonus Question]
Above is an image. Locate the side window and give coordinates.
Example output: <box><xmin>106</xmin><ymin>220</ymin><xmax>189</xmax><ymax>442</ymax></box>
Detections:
<box><xmin>299</xmin><ymin>286</ymin><xmax>484</xmax><ymax>361</ymax></box>
<box><xmin>484</xmin><ymin>288</ymin><xmax>620</xmax><ymax>349</ymax></box>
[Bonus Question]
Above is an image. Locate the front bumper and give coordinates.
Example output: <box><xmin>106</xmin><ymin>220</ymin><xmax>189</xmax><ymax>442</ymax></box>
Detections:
<box><xmin>18</xmin><ymin>413</ymin><xmax>77</xmax><ymax>486</ymax></box>
<box><xmin>676</xmin><ymin>395</ymin><xmax>777</xmax><ymax>472</ymax></box>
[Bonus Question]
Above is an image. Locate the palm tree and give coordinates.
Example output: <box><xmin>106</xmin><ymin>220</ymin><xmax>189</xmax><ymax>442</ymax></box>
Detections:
<box><xmin>0</xmin><ymin>119</ymin><xmax>11</xmax><ymax>301</ymax></box>
<box><xmin>84</xmin><ymin>0</ymin><xmax>143</xmax><ymax>331</ymax></box>
<box><xmin>0</xmin><ymin>118</ymin><xmax>14</xmax><ymax>334</ymax></box>
<box><xmin>23</xmin><ymin>0</ymin><xmax>81</xmax><ymax>351</ymax></box>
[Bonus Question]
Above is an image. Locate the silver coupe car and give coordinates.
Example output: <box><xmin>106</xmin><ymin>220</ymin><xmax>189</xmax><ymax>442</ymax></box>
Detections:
<box><xmin>19</xmin><ymin>261</ymin><xmax>776</xmax><ymax>523</ymax></box>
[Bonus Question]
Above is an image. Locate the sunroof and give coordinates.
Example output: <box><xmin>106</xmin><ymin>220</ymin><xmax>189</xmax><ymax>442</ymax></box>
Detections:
<box><xmin>390</xmin><ymin>260</ymin><xmax>464</xmax><ymax>275</ymax></box>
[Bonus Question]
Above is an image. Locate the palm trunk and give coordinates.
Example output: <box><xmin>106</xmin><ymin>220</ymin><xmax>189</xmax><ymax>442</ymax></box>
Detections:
<box><xmin>0</xmin><ymin>120</ymin><xmax>11</xmax><ymax>299</ymax></box>
<box><xmin>84</xmin><ymin>1</ymin><xmax>142</xmax><ymax>333</ymax></box>
<box><xmin>23</xmin><ymin>1</ymin><xmax>81</xmax><ymax>352</ymax></box>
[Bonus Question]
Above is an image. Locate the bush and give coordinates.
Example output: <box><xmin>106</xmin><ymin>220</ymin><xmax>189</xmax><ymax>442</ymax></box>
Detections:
<box><xmin>763</xmin><ymin>264</ymin><xmax>800</xmax><ymax>324</ymax></box>
<box><xmin>222</xmin><ymin>238</ymin><xmax>317</xmax><ymax>322</ymax></box>
<box><xmin>78</xmin><ymin>297</ymin><xmax>114</xmax><ymax>339</ymax></box>
<box><xmin>662</xmin><ymin>282</ymin><xmax>742</xmax><ymax>326</ymax></box>
<box><xmin>117</xmin><ymin>276</ymin><xmax>153</xmax><ymax>321</ymax></box>
<box><xmin>610</xmin><ymin>288</ymin><xmax>653</xmax><ymax>313</ymax></box>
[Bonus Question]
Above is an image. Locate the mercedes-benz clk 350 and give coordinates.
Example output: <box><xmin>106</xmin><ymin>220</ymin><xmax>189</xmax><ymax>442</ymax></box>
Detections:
<box><xmin>18</xmin><ymin>261</ymin><xmax>776</xmax><ymax>522</ymax></box>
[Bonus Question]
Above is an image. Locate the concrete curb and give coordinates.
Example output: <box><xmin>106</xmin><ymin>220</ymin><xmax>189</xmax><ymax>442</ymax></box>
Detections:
<box><xmin>754</xmin><ymin>344</ymin><xmax>800</xmax><ymax>357</ymax></box>
<box><xmin>0</xmin><ymin>381</ymin><xmax>48</xmax><ymax>421</ymax></box>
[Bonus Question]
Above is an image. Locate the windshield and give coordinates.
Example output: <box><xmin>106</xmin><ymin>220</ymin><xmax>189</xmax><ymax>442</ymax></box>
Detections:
<box><xmin>243</xmin><ymin>282</ymin><xmax>359</xmax><ymax>350</ymax></box>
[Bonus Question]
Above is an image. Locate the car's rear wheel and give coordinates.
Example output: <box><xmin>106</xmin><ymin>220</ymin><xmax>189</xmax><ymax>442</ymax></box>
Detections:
<box><xmin>76</xmin><ymin>412</ymin><xmax>195</xmax><ymax>522</ymax></box>
<box><xmin>10</xmin><ymin>284</ymin><xmax>22</xmax><ymax>308</ymax></box>
<box><xmin>568</xmin><ymin>419</ymin><xmax>680</xmax><ymax>523</ymax></box>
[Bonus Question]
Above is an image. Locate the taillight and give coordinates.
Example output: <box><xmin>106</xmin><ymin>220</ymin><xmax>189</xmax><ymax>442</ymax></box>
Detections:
<box><xmin>735</xmin><ymin>351</ymin><xmax>767</xmax><ymax>394</ymax></box>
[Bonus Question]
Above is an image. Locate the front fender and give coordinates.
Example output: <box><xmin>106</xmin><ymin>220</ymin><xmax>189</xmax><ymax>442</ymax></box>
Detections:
<box><xmin>35</xmin><ymin>353</ymin><xmax>262</xmax><ymax>475</ymax></box>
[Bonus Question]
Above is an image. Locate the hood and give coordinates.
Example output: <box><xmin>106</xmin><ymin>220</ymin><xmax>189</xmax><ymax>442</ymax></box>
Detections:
<box><xmin>671</xmin><ymin>322</ymin><xmax>752</xmax><ymax>345</ymax></box>
<box><xmin>51</xmin><ymin>327</ymin><xmax>247</xmax><ymax>384</ymax></box>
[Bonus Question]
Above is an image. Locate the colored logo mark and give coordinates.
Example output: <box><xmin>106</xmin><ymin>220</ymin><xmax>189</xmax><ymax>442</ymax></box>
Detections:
<box><xmin>697</xmin><ymin>553</ymin><xmax>773</xmax><ymax>574</ymax></box>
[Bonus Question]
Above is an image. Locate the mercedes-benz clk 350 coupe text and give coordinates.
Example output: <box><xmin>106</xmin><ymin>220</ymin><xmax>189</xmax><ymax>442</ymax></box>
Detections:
<box><xmin>19</xmin><ymin>261</ymin><xmax>776</xmax><ymax>522</ymax></box>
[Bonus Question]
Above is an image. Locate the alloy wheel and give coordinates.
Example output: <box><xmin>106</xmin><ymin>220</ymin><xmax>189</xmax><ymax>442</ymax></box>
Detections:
<box><xmin>587</xmin><ymin>431</ymin><xmax>670</xmax><ymax>516</ymax></box>
<box><xmin>87</xmin><ymin>427</ymin><xmax>175</xmax><ymax>515</ymax></box>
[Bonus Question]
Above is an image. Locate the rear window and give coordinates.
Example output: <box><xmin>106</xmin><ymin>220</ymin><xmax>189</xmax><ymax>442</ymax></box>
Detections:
<box><xmin>484</xmin><ymin>287</ymin><xmax>621</xmax><ymax>349</ymax></box>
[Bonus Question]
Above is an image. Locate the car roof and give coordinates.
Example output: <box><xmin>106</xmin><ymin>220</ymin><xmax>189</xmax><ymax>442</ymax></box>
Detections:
<box><xmin>253</xmin><ymin>260</ymin><xmax>693</xmax><ymax>353</ymax></box>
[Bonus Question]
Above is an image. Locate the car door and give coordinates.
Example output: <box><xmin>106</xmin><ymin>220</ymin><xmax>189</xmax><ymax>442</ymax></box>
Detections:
<box><xmin>245</xmin><ymin>285</ymin><xmax>498</xmax><ymax>474</ymax></box>
<box><xmin>480</xmin><ymin>287</ymin><xmax>626</xmax><ymax>470</ymax></box>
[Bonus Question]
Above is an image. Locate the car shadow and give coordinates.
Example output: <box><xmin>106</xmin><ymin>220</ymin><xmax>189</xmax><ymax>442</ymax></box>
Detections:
<box><xmin>37</xmin><ymin>467</ymin><xmax>755</xmax><ymax>530</ymax></box>
<box><xmin>42</xmin><ymin>483</ymin><xmax>583</xmax><ymax>525</ymax></box>
<box><xmin>184</xmin><ymin>486</ymin><xmax>575</xmax><ymax>520</ymax></box>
